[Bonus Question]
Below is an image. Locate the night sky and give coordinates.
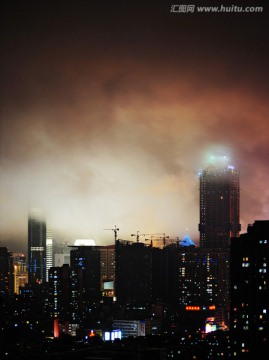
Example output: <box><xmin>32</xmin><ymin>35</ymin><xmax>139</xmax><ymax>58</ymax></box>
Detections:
<box><xmin>1</xmin><ymin>0</ymin><xmax>268</xmax><ymax>254</ymax></box>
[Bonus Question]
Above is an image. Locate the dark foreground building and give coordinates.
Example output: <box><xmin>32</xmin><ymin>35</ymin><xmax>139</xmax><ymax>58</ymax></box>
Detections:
<box><xmin>230</xmin><ymin>220</ymin><xmax>269</xmax><ymax>359</ymax></box>
<box><xmin>0</xmin><ymin>247</ymin><xmax>13</xmax><ymax>296</ymax></box>
<box><xmin>115</xmin><ymin>240</ymin><xmax>154</xmax><ymax>307</ymax></box>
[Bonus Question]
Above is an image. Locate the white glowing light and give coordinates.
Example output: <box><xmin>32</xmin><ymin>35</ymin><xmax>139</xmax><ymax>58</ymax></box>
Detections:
<box><xmin>74</xmin><ymin>239</ymin><xmax>96</xmax><ymax>246</ymax></box>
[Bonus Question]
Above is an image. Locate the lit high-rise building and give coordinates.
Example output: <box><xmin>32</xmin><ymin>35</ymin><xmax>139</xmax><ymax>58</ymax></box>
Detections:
<box><xmin>230</xmin><ymin>220</ymin><xmax>269</xmax><ymax>359</ymax></box>
<box><xmin>199</xmin><ymin>164</ymin><xmax>241</xmax><ymax>249</ymax></box>
<box><xmin>28</xmin><ymin>208</ymin><xmax>46</xmax><ymax>284</ymax></box>
<box><xmin>178</xmin><ymin>245</ymin><xmax>230</xmax><ymax>329</ymax></box>
<box><xmin>69</xmin><ymin>244</ymin><xmax>102</xmax><ymax>310</ymax></box>
<box><xmin>46</xmin><ymin>225</ymin><xmax>53</xmax><ymax>282</ymax></box>
<box><xmin>69</xmin><ymin>245</ymin><xmax>102</xmax><ymax>327</ymax></box>
<box><xmin>100</xmin><ymin>245</ymin><xmax>115</xmax><ymax>298</ymax></box>
<box><xmin>13</xmin><ymin>253</ymin><xmax>28</xmax><ymax>294</ymax></box>
<box><xmin>48</xmin><ymin>264</ymin><xmax>71</xmax><ymax>321</ymax></box>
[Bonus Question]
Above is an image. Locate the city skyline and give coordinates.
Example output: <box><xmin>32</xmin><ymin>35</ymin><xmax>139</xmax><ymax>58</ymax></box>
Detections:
<box><xmin>1</xmin><ymin>1</ymin><xmax>268</xmax><ymax>254</ymax></box>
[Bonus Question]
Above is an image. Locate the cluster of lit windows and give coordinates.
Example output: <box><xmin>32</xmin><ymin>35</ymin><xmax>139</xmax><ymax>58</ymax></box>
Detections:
<box><xmin>242</xmin><ymin>257</ymin><xmax>250</xmax><ymax>267</ymax></box>
<box><xmin>186</xmin><ymin>306</ymin><xmax>200</xmax><ymax>310</ymax></box>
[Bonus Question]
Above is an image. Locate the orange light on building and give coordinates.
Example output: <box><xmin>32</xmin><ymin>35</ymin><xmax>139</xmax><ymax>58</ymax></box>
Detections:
<box><xmin>54</xmin><ymin>318</ymin><xmax>60</xmax><ymax>338</ymax></box>
<box><xmin>185</xmin><ymin>306</ymin><xmax>201</xmax><ymax>311</ymax></box>
<box><xmin>208</xmin><ymin>305</ymin><xmax>216</xmax><ymax>310</ymax></box>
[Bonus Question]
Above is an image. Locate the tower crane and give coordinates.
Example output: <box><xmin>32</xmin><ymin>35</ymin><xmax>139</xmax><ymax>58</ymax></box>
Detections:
<box><xmin>131</xmin><ymin>231</ymin><xmax>140</xmax><ymax>243</ymax></box>
<box><xmin>163</xmin><ymin>236</ymin><xmax>181</xmax><ymax>247</ymax></box>
<box><xmin>104</xmin><ymin>225</ymin><xmax>119</xmax><ymax>245</ymax></box>
<box><xmin>104</xmin><ymin>225</ymin><xmax>119</xmax><ymax>300</ymax></box>
<box><xmin>161</xmin><ymin>233</ymin><xmax>169</xmax><ymax>247</ymax></box>
<box><xmin>131</xmin><ymin>231</ymin><xmax>164</xmax><ymax>243</ymax></box>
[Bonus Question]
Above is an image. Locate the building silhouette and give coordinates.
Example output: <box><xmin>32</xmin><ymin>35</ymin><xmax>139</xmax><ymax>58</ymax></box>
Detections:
<box><xmin>70</xmin><ymin>245</ymin><xmax>101</xmax><ymax>303</ymax></box>
<box><xmin>115</xmin><ymin>240</ymin><xmax>153</xmax><ymax>307</ymax></box>
<box><xmin>28</xmin><ymin>208</ymin><xmax>47</xmax><ymax>284</ymax></box>
<box><xmin>162</xmin><ymin>243</ymin><xmax>180</xmax><ymax>307</ymax></box>
<box><xmin>230</xmin><ymin>220</ymin><xmax>269</xmax><ymax>359</ymax></box>
<box><xmin>199</xmin><ymin>164</ymin><xmax>241</xmax><ymax>249</ymax></box>
<box><xmin>0</xmin><ymin>247</ymin><xmax>13</xmax><ymax>296</ymax></box>
<box><xmin>69</xmin><ymin>245</ymin><xmax>103</xmax><ymax>328</ymax></box>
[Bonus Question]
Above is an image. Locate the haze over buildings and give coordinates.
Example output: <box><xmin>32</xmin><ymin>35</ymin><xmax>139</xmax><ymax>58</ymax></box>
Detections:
<box><xmin>0</xmin><ymin>1</ymin><xmax>268</xmax><ymax>254</ymax></box>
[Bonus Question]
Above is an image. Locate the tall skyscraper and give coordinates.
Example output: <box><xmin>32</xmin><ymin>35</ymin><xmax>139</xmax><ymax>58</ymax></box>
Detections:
<box><xmin>28</xmin><ymin>208</ymin><xmax>46</xmax><ymax>284</ymax></box>
<box><xmin>46</xmin><ymin>225</ymin><xmax>53</xmax><ymax>282</ymax></box>
<box><xmin>199</xmin><ymin>164</ymin><xmax>241</xmax><ymax>249</ymax></box>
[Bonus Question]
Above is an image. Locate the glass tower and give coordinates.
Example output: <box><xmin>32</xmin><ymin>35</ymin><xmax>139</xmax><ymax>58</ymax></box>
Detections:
<box><xmin>28</xmin><ymin>208</ymin><xmax>46</xmax><ymax>284</ymax></box>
